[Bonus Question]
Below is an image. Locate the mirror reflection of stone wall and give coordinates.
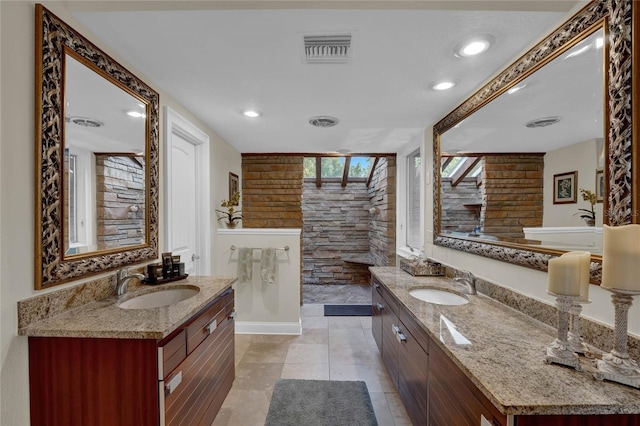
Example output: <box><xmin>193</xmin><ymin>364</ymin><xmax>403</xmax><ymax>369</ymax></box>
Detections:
<box><xmin>95</xmin><ymin>155</ymin><xmax>146</xmax><ymax>251</ymax></box>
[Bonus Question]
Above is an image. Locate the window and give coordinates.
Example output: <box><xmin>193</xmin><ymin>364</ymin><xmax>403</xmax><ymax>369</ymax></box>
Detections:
<box><xmin>303</xmin><ymin>155</ymin><xmax>376</xmax><ymax>185</ymax></box>
<box><xmin>406</xmin><ymin>149</ymin><xmax>422</xmax><ymax>249</ymax></box>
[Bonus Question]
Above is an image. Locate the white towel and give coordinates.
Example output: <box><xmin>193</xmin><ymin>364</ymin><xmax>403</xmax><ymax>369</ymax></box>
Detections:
<box><xmin>260</xmin><ymin>248</ymin><xmax>277</xmax><ymax>284</ymax></box>
<box><xmin>238</xmin><ymin>248</ymin><xmax>253</xmax><ymax>283</ymax></box>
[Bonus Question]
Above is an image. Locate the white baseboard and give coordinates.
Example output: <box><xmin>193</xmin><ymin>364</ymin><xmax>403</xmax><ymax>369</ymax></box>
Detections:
<box><xmin>235</xmin><ymin>320</ymin><xmax>302</xmax><ymax>335</ymax></box>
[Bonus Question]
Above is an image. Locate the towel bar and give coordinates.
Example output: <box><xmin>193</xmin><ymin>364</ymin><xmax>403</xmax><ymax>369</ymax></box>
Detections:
<box><xmin>230</xmin><ymin>245</ymin><xmax>289</xmax><ymax>251</ymax></box>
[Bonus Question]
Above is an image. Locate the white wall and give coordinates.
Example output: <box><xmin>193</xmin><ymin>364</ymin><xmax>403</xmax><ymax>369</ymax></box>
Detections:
<box><xmin>215</xmin><ymin>229</ymin><xmax>301</xmax><ymax>335</ymax></box>
<box><xmin>0</xmin><ymin>2</ymin><xmax>240</xmax><ymax>424</ymax></box>
<box><xmin>543</xmin><ymin>139</ymin><xmax>603</xmax><ymax>227</ymax></box>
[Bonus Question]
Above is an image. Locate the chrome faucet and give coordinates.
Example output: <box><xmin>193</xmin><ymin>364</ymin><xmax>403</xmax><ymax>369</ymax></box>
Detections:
<box><xmin>453</xmin><ymin>270</ymin><xmax>477</xmax><ymax>295</ymax></box>
<box><xmin>115</xmin><ymin>268</ymin><xmax>145</xmax><ymax>296</ymax></box>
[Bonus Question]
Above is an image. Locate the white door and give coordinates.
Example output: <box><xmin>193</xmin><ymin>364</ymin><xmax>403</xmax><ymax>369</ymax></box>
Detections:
<box><xmin>165</xmin><ymin>107</ymin><xmax>210</xmax><ymax>275</ymax></box>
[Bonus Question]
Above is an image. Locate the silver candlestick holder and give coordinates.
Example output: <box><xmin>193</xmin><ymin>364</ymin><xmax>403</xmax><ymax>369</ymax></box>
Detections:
<box><xmin>544</xmin><ymin>291</ymin><xmax>581</xmax><ymax>370</ymax></box>
<box><xmin>593</xmin><ymin>288</ymin><xmax>640</xmax><ymax>388</ymax></box>
<box><xmin>568</xmin><ymin>299</ymin><xmax>590</xmax><ymax>354</ymax></box>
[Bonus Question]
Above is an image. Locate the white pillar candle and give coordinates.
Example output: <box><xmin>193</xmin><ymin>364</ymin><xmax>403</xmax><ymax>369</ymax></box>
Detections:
<box><xmin>602</xmin><ymin>224</ymin><xmax>640</xmax><ymax>291</ymax></box>
<box><xmin>561</xmin><ymin>251</ymin><xmax>591</xmax><ymax>301</ymax></box>
<box><xmin>547</xmin><ymin>255</ymin><xmax>581</xmax><ymax>296</ymax></box>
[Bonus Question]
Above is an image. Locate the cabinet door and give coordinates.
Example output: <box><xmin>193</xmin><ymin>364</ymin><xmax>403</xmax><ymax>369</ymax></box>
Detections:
<box><xmin>371</xmin><ymin>282</ymin><xmax>384</xmax><ymax>353</ymax></box>
<box><xmin>398</xmin><ymin>323</ymin><xmax>429</xmax><ymax>426</ymax></box>
<box><xmin>429</xmin><ymin>341</ymin><xmax>506</xmax><ymax>426</ymax></box>
<box><xmin>381</xmin><ymin>293</ymin><xmax>400</xmax><ymax>389</ymax></box>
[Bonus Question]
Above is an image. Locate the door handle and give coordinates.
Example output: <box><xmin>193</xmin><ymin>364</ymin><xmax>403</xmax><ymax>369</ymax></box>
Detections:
<box><xmin>191</xmin><ymin>253</ymin><xmax>200</xmax><ymax>262</ymax></box>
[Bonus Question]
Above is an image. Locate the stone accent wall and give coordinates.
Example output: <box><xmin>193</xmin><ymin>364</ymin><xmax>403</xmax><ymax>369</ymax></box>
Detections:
<box><xmin>368</xmin><ymin>156</ymin><xmax>397</xmax><ymax>267</ymax></box>
<box><xmin>303</xmin><ymin>181</ymin><xmax>371</xmax><ymax>285</ymax></box>
<box><xmin>241</xmin><ymin>155</ymin><xmax>304</xmax><ymax>228</ymax></box>
<box><xmin>482</xmin><ymin>155</ymin><xmax>543</xmax><ymax>239</ymax></box>
<box><xmin>96</xmin><ymin>155</ymin><xmax>145</xmax><ymax>250</ymax></box>
<box><xmin>440</xmin><ymin>179</ymin><xmax>483</xmax><ymax>233</ymax></box>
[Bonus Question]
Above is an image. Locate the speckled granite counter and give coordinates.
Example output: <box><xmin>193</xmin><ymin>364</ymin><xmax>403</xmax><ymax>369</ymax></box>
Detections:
<box><xmin>18</xmin><ymin>276</ymin><xmax>236</xmax><ymax>339</ymax></box>
<box><xmin>370</xmin><ymin>267</ymin><xmax>640</xmax><ymax>416</ymax></box>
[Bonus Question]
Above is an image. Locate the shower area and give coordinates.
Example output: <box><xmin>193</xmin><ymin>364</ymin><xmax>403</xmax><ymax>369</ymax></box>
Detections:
<box><xmin>241</xmin><ymin>154</ymin><xmax>397</xmax><ymax>296</ymax></box>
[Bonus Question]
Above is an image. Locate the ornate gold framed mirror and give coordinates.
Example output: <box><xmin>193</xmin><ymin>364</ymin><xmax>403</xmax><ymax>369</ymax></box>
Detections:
<box><xmin>35</xmin><ymin>5</ymin><xmax>159</xmax><ymax>289</ymax></box>
<box><xmin>433</xmin><ymin>0</ymin><xmax>634</xmax><ymax>284</ymax></box>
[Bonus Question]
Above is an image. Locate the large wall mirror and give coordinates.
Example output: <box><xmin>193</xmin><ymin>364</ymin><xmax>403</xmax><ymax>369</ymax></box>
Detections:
<box><xmin>35</xmin><ymin>5</ymin><xmax>159</xmax><ymax>289</ymax></box>
<box><xmin>433</xmin><ymin>0</ymin><xmax>634</xmax><ymax>284</ymax></box>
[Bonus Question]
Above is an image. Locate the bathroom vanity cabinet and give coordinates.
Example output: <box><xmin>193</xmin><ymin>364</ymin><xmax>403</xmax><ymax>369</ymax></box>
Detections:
<box><xmin>28</xmin><ymin>288</ymin><xmax>235</xmax><ymax>426</ymax></box>
<box><xmin>373</xmin><ymin>278</ymin><xmax>430</xmax><ymax>425</ymax></box>
<box><xmin>371</xmin><ymin>270</ymin><xmax>640</xmax><ymax>426</ymax></box>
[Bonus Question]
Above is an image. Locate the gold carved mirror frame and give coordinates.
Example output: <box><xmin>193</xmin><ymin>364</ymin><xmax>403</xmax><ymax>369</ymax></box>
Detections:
<box><xmin>433</xmin><ymin>0</ymin><xmax>635</xmax><ymax>284</ymax></box>
<box><xmin>35</xmin><ymin>5</ymin><xmax>159</xmax><ymax>289</ymax></box>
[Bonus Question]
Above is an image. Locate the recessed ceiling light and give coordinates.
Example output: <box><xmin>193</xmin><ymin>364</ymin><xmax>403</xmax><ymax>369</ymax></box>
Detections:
<box><xmin>430</xmin><ymin>81</ymin><xmax>457</xmax><ymax>91</ymax></box>
<box><xmin>124</xmin><ymin>109</ymin><xmax>145</xmax><ymax>118</ymax></box>
<box><xmin>507</xmin><ymin>83</ymin><xmax>528</xmax><ymax>95</ymax></box>
<box><xmin>243</xmin><ymin>109</ymin><xmax>262</xmax><ymax>118</ymax></box>
<box><xmin>454</xmin><ymin>35</ymin><xmax>494</xmax><ymax>58</ymax></box>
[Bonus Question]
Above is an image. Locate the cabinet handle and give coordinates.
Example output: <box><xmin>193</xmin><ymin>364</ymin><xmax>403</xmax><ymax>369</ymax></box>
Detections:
<box><xmin>392</xmin><ymin>325</ymin><xmax>401</xmax><ymax>334</ymax></box>
<box><xmin>206</xmin><ymin>319</ymin><xmax>217</xmax><ymax>335</ymax></box>
<box><xmin>377</xmin><ymin>303</ymin><xmax>384</xmax><ymax>310</ymax></box>
<box><xmin>165</xmin><ymin>371</ymin><xmax>182</xmax><ymax>395</ymax></box>
<box><xmin>228</xmin><ymin>310</ymin><xmax>237</xmax><ymax>320</ymax></box>
<box><xmin>373</xmin><ymin>282</ymin><xmax>380</xmax><ymax>289</ymax></box>
<box><xmin>396</xmin><ymin>332</ymin><xmax>407</xmax><ymax>343</ymax></box>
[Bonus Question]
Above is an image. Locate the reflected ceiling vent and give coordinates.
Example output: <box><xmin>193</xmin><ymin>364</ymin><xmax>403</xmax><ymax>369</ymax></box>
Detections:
<box><xmin>309</xmin><ymin>116</ymin><xmax>339</xmax><ymax>128</ymax></box>
<box><xmin>525</xmin><ymin>116</ymin><xmax>561</xmax><ymax>128</ymax></box>
<box><xmin>66</xmin><ymin>116</ymin><xmax>104</xmax><ymax>128</ymax></box>
<box><xmin>302</xmin><ymin>33</ymin><xmax>353</xmax><ymax>64</ymax></box>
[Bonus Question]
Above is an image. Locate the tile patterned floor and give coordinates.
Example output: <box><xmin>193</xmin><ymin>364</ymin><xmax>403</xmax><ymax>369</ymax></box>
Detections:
<box><xmin>212</xmin><ymin>285</ymin><xmax>411</xmax><ymax>425</ymax></box>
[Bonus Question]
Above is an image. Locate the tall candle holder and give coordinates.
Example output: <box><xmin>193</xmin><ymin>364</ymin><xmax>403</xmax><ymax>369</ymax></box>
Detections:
<box><xmin>593</xmin><ymin>288</ymin><xmax>640</xmax><ymax>388</ymax></box>
<box><xmin>568</xmin><ymin>299</ymin><xmax>590</xmax><ymax>354</ymax></box>
<box><xmin>544</xmin><ymin>291</ymin><xmax>581</xmax><ymax>370</ymax></box>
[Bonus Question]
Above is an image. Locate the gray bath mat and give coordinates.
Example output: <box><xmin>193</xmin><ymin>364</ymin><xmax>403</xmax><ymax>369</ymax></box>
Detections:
<box><xmin>265</xmin><ymin>379</ymin><xmax>378</xmax><ymax>426</ymax></box>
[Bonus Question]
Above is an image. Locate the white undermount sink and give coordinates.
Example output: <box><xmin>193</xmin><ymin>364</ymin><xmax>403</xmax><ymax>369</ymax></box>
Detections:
<box><xmin>118</xmin><ymin>286</ymin><xmax>200</xmax><ymax>309</ymax></box>
<box><xmin>409</xmin><ymin>288</ymin><xmax>469</xmax><ymax>306</ymax></box>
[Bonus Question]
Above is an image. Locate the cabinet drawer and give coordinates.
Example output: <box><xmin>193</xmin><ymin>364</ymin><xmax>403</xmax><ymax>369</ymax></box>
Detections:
<box><xmin>161</xmin><ymin>329</ymin><xmax>187</xmax><ymax>379</ymax></box>
<box><xmin>164</xmin><ymin>310</ymin><xmax>235</xmax><ymax>425</ymax></box>
<box><xmin>186</xmin><ymin>289</ymin><xmax>233</xmax><ymax>353</ymax></box>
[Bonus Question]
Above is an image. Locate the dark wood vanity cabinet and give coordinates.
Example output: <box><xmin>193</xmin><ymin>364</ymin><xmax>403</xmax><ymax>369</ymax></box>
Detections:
<box><xmin>28</xmin><ymin>289</ymin><xmax>235</xmax><ymax>426</ymax></box>
<box><xmin>372</xmin><ymin>278</ymin><xmax>429</xmax><ymax>425</ymax></box>
<box><xmin>429</xmin><ymin>340</ymin><xmax>506</xmax><ymax>426</ymax></box>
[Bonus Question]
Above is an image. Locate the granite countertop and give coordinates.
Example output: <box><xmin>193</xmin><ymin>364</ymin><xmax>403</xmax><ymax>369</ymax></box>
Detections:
<box><xmin>18</xmin><ymin>276</ymin><xmax>236</xmax><ymax>340</ymax></box>
<box><xmin>370</xmin><ymin>267</ymin><xmax>640</xmax><ymax>417</ymax></box>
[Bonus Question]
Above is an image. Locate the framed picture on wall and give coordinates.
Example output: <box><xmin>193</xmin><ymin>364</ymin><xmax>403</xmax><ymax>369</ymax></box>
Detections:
<box><xmin>553</xmin><ymin>171</ymin><xmax>577</xmax><ymax>204</ymax></box>
<box><xmin>229</xmin><ymin>172</ymin><xmax>239</xmax><ymax>205</ymax></box>
<box><xmin>596</xmin><ymin>169</ymin><xmax>604</xmax><ymax>203</ymax></box>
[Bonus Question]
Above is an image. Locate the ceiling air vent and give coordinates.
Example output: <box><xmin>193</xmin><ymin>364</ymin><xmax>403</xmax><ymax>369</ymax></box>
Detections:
<box><xmin>525</xmin><ymin>116</ymin><xmax>561</xmax><ymax>128</ymax></box>
<box><xmin>309</xmin><ymin>116</ymin><xmax>339</xmax><ymax>128</ymax></box>
<box><xmin>302</xmin><ymin>33</ymin><xmax>353</xmax><ymax>64</ymax></box>
<box><xmin>66</xmin><ymin>116</ymin><xmax>104</xmax><ymax>128</ymax></box>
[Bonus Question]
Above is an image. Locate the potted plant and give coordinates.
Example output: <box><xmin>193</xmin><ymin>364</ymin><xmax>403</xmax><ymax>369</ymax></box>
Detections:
<box><xmin>576</xmin><ymin>188</ymin><xmax>596</xmax><ymax>226</ymax></box>
<box><xmin>216</xmin><ymin>191</ymin><xmax>242</xmax><ymax>228</ymax></box>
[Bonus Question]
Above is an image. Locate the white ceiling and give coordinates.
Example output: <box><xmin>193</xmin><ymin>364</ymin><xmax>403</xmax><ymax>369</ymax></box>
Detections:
<box><xmin>70</xmin><ymin>1</ymin><xmax>579</xmax><ymax>154</ymax></box>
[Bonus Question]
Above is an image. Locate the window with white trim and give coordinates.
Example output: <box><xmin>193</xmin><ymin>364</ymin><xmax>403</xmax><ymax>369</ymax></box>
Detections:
<box><xmin>406</xmin><ymin>149</ymin><xmax>422</xmax><ymax>250</ymax></box>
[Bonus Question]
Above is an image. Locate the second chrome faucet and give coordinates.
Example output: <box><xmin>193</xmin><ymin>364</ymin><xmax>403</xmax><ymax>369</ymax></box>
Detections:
<box><xmin>453</xmin><ymin>270</ymin><xmax>477</xmax><ymax>295</ymax></box>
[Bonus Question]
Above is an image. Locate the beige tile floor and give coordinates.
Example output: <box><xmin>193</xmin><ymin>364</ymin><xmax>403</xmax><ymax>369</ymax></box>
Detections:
<box><xmin>212</xmin><ymin>285</ymin><xmax>412</xmax><ymax>426</ymax></box>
